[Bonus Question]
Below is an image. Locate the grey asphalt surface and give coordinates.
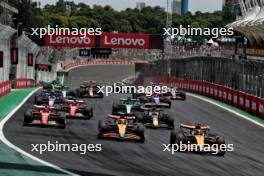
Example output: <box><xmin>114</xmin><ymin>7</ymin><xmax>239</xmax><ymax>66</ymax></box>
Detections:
<box><xmin>3</xmin><ymin>65</ymin><xmax>264</xmax><ymax>176</ymax></box>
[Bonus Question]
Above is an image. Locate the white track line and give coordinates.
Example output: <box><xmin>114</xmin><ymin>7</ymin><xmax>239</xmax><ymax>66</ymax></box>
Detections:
<box><xmin>187</xmin><ymin>93</ymin><xmax>264</xmax><ymax>128</ymax></box>
<box><xmin>0</xmin><ymin>88</ymin><xmax>78</xmax><ymax>176</ymax></box>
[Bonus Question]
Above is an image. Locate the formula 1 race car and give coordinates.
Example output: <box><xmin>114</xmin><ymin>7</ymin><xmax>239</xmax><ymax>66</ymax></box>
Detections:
<box><xmin>58</xmin><ymin>98</ymin><xmax>93</xmax><ymax>119</ymax></box>
<box><xmin>98</xmin><ymin>114</ymin><xmax>145</xmax><ymax>142</ymax></box>
<box><xmin>137</xmin><ymin>107</ymin><xmax>174</xmax><ymax>129</ymax></box>
<box><xmin>141</xmin><ymin>94</ymin><xmax>171</xmax><ymax>108</ymax></box>
<box><xmin>170</xmin><ymin>123</ymin><xmax>226</xmax><ymax>156</ymax></box>
<box><xmin>76</xmin><ymin>80</ymin><xmax>103</xmax><ymax>98</ymax></box>
<box><xmin>162</xmin><ymin>87</ymin><xmax>186</xmax><ymax>100</ymax></box>
<box><xmin>35</xmin><ymin>90</ymin><xmax>65</xmax><ymax>106</ymax></box>
<box><xmin>23</xmin><ymin>106</ymin><xmax>66</xmax><ymax>129</ymax></box>
<box><xmin>112</xmin><ymin>97</ymin><xmax>142</xmax><ymax>115</ymax></box>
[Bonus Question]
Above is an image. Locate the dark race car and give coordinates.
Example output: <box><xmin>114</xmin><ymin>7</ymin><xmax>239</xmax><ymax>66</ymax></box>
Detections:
<box><xmin>76</xmin><ymin>80</ymin><xmax>103</xmax><ymax>98</ymax></box>
<box><xmin>35</xmin><ymin>90</ymin><xmax>65</xmax><ymax>106</ymax></box>
<box><xmin>162</xmin><ymin>87</ymin><xmax>186</xmax><ymax>100</ymax></box>
<box><xmin>141</xmin><ymin>93</ymin><xmax>171</xmax><ymax>108</ymax></box>
<box><xmin>23</xmin><ymin>105</ymin><xmax>66</xmax><ymax>129</ymax></box>
<box><xmin>112</xmin><ymin>97</ymin><xmax>142</xmax><ymax>115</ymax></box>
<box><xmin>137</xmin><ymin>107</ymin><xmax>174</xmax><ymax>129</ymax></box>
<box><xmin>170</xmin><ymin>123</ymin><xmax>226</xmax><ymax>156</ymax></box>
<box><xmin>98</xmin><ymin>114</ymin><xmax>145</xmax><ymax>142</ymax></box>
<box><xmin>58</xmin><ymin>98</ymin><xmax>93</xmax><ymax>119</ymax></box>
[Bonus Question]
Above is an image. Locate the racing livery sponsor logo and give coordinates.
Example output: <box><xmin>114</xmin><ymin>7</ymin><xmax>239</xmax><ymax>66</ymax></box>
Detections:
<box><xmin>100</xmin><ymin>33</ymin><xmax>149</xmax><ymax>49</ymax></box>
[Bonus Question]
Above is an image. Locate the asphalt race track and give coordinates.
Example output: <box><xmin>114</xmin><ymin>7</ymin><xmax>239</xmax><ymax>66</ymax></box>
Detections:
<box><xmin>3</xmin><ymin>65</ymin><xmax>264</xmax><ymax>176</ymax></box>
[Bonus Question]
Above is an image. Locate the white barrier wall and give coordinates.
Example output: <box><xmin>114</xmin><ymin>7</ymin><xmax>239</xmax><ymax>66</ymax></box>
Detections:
<box><xmin>17</xmin><ymin>33</ymin><xmax>39</xmax><ymax>79</ymax></box>
<box><xmin>0</xmin><ymin>24</ymin><xmax>16</xmax><ymax>82</ymax></box>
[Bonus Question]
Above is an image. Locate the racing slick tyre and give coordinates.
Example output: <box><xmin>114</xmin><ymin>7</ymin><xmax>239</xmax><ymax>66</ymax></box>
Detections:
<box><xmin>66</xmin><ymin>90</ymin><xmax>76</xmax><ymax>97</ymax></box>
<box><xmin>98</xmin><ymin>120</ymin><xmax>108</xmax><ymax>138</ymax></box>
<box><xmin>170</xmin><ymin>130</ymin><xmax>177</xmax><ymax>145</ymax></box>
<box><xmin>85</xmin><ymin>106</ymin><xmax>93</xmax><ymax>119</ymax></box>
<box><xmin>43</xmin><ymin>83</ymin><xmax>52</xmax><ymax>90</ymax></box>
<box><xmin>112</xmin><ymin>103</ymin><xmax>120</xmax><ymax>114</ymax></box>
<box><xmin>99</xmin><ymin>92</ymin><xmax>104</xmax><ymax>98</ymax></box>
<box><xmin>216</xmin><ymin>137</ymin><xmax>226</xmax><ymax>156</ymax></box>
<box><xmin>170</xmin><ymin>131</ymin><xmax>184</xmax><ymax>145</ymax></box>
<box><xmin>137</xmin><ymin>124</ymin><xmax>145</xmax><ymax>142</ymax></box>
<box><xmin>76</xmin><ymin>88</ymin><xmax>82</xmax><ymax>98</ymax></box>
<box><xmin>58</xmin><ymin>112</ymin><xmax>66</xmax><ymax>129</ymax></box>
<box><xmin>167</xmin><ymin>117</ymin><xmax>174</xmax><ymax>129</ymax></box>
<box><xmin>134</xmin><ymin>112</ymin><xmax>144</xmax><ymax>123</ymax></box>
<box><xmin>23</xmin><ymin>109</ymin><xmax>32</xmax><ymax>126</ymax></box>
<box><xmin>163</xmin><ymin>99</ymin><xmax>172</xmax><ymax>108</ymax></box>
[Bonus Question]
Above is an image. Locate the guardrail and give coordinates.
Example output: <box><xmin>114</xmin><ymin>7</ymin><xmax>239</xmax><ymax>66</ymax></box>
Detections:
<box><xmin>152</xmin><ymin>76</ymin><xmax>264</xmax><ymax>119</ymax></box>
<box><xmin>15</xmin><ymin>79</ymin><xmax>34</xmax><ymax>89</ymax></box>
<box><xmin>63</xmin><ymin>60</ymin><xmax>135</xmax><ymax>70</ymax></box>
<box><xmin>0</xmin><ymin>80</ymin><xmax>11</xmax><ymax>97</ymax></box>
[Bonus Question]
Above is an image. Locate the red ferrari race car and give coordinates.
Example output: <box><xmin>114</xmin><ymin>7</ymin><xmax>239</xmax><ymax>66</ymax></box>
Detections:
<box><xmin>141</xmin><ymin>93</ymin><xmax>171</xmax><ymax>108</ymax></box>
<box><xmin>58</xmin><ymin>98</ymin><xmax>93</xmax><ymax>119</ymax></box>
<box><xmin>23</xmin><ymin>106</ymin><xmax>66</xmax><ymax>129</ymax></box>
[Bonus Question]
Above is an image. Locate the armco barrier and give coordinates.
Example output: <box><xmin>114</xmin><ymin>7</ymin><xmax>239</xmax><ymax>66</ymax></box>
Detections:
<box><xmin>15</xmin><ymin>79</ymin><xmax>34</xmax><ymax>89</ymax></box>
<box><xmin>63</xmin><ymin>60</ymin><xmax>135</xmax><ymax>70</ymax></box>
<box><xmin>0</xmin><ymin>80</ymin><xmax>11</xmax><ymax>97</ymax></box>
<box><xmin>151</xmin><ymin>76</ymin><xmax>264</xmax><ymax>119</ymax></box>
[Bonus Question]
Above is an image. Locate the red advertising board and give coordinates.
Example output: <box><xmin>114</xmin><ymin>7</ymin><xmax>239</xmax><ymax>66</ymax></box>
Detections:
<box><xmin>259</xmin><ymin>99</ymin><xmax>264</xmax><ymax>119</ymax></box>
<box><xmin>251</xmin><ymin>96</ymin><xmax>259</xmax><ymax>116</ymax></box>
<box><xmin>238</xmin><ymin>92</ymin><xmax>246</xmax><ymax>110</ymax></box>
<box><xmin>45</xmin><ymin>34</ymin><xmax>95</xmax><ymax>47</ymax></box>
<box><xmin>222</xmin><ymin>87</ymin><xmax>228</xmax><ymax>103</ymax></box>
<box><xmin>233</xmin><ymin>91</ymin><xmax>239</xmax><ymax>107</ymax></box>
<box><xmin>227</xmin><ymin>88</ymin><xmax>233</xmax><ymax>105</ymax></box>
<box><xmin>245</xmin><ymin>94</ymin><xmax>251</xmax><ymax>113</ymax></box>
<box><xmin>100</xmin><ymin>33</ymin><xmax>149</xmax><ymax>49</ymax></box>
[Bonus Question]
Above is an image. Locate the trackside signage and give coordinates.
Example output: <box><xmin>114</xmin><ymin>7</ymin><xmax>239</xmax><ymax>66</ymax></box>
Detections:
<box><xmin>100</xmin><ymin>33</ymin><xmax>149</xmax><ymax>49</ymax></box>
<box><xmin>39</xmin><ymin>33</ymin><xmax>162</xmax><ymax>49</ymax></box>
<box><xmin>44</xmin><ymin>34</ymin><xmax>95</xmax><ymax>47</ymax></box>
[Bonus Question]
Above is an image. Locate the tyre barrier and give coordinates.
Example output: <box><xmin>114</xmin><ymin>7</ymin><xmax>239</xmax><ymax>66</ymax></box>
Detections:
<box><xmin>15</xmin><ymin>79</ymin><xmax>35</xmax><ymax>89</ymax></box>
<box><xmin>152</xmin><ymin>76</ymin><xmax>264</xmax><ymax>119</ymax></box>
<box><xmin>63</xmin><ymin>60</ymin><xmax>135</xmax><ymax>70</ymax></box>
<box><xmin>0</xmin><ymin>80</ymin><xmax>12</xmax><ymax>97</ymax></box>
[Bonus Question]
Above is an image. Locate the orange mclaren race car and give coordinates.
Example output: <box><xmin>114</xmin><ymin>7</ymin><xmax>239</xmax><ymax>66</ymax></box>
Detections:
<box><xmin>98</xmin><ymin>113</ymin><xmax>145</xmax><ymax>142</ymax></box>
<box><xmin>23</xmin><ymin>105</ymin><xmax>66</xmax><ymax>129</ymax></box>
<box><xmin>170</xmin><ymin>123</ymin><xmax>226</xmax><ymax>156</ymax></box>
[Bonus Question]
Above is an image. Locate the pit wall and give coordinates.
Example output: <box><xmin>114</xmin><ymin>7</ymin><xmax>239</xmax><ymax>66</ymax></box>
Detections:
<box><xmin>152</xmin><ymin>76</ymin><xmax>264</xmax><ymax>119</ymax></box>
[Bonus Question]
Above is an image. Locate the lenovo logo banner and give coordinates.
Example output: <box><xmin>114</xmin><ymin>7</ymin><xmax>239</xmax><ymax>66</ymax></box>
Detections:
<box><xmin>44</xmin><ymin>34</ymin><xmax>95</xmax><ymax>47</ymax></box>
<box><xmin>36</xmin><ymin>33</ymin><xmax>163</xmax><ymax>49</ymax></box>
<box><xmin>100</xmin><ymin>33</ymin><xmax>149</xmax><ymax>49</ymax></box>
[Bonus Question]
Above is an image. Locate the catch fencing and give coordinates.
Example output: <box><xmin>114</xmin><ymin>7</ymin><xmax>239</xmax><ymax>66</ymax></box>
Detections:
<box><xmin>144</xmin><ymin>57</ymin><xmax>264</xmax><ymax>98</ymax></box>
<box><xmin>151</xmin><ymin>76</ymin><xmax>264</xmax><ymax>119</ymax></box>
